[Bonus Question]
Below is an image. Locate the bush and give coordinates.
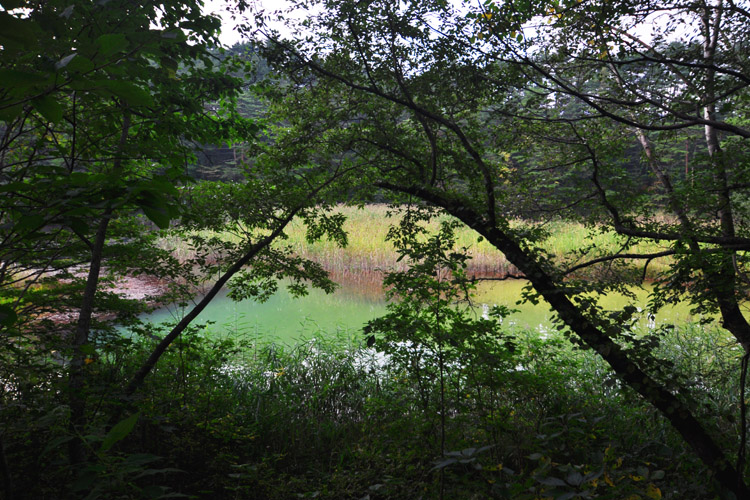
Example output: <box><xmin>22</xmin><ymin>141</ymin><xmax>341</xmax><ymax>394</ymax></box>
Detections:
<box><xmin>0</xmin><ymin>318</ymin><xmax>740</xmax><ymax>499</ymax></box>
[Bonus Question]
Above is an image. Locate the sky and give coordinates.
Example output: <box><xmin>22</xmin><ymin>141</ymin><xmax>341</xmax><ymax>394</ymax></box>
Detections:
<box><xmin>203</xmin><ymin>0</ymin><xmax>297</xmax><ymax>47</ymax></box>
<box><xmin>204</xmin><ymin>0</ymin><xmax>679</xmax><ymax>49</ymax></box>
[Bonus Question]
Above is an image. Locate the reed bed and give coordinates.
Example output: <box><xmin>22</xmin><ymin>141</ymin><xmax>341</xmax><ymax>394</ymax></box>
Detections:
<box><xmin>161</xmin><ymin>205</ymin><xmax>671</xmax><ymax>279</ymax></box>
<box><xmin>276</xmin><ymin>205</ymin><xmax>669</xmax><ymax>278</ymax></box>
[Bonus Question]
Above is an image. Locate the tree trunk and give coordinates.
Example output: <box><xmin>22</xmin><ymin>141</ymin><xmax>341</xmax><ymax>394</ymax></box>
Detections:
<box><xmin>380</xmin><ymin>182</ymin><xmax>750</xmax><ymax>498</ymax></box>
<box><xmin>67</xmin><ymin>113</ymin><xmax>131</xmax><ymax>466</ymax></box>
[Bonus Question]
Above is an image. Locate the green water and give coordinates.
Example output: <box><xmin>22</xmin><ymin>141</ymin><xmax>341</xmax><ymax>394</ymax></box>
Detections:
<box><xmin>141</xmin><ymin>278</ymin><xmax>699</xmax><ymax>344</ymax></box>
<box><xmin>141</xmin><ymin>284</ymin><xmax>384</xmax><ymax>343</ymax></box>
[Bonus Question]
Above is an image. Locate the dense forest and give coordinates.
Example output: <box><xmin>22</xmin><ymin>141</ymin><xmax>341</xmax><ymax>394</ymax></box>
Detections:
<box><xmin>2</xmin><ymin>0</ymin><xmax>750</xmax><ymax>498</ymax></box>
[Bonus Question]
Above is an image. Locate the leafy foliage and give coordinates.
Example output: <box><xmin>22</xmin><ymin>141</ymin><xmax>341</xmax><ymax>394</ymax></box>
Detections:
<box><xmin>3</xmin><ymin>0</ymin><xmax>750</xmax><ymax>497</ymax></box>
<box><xmin>251</xmin><ymin>0</ymin><xmax>750</xmax><ymax>494</ymax></box>
<box><xmin>3</xmin><ymin>319</ymin><xmax>739</xmax><ymax>498</ymax></box>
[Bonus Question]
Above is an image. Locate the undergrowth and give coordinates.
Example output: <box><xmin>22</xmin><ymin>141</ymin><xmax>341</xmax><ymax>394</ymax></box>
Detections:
<box><xmin>0</xmin><ymin>321</ymin><xmax>742</xmax><ymax>499</ymax></box>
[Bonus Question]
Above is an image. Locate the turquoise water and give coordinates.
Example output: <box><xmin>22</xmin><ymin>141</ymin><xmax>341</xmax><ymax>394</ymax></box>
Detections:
<box><xmin>139</xmin><ymin>278</ymin><xmax>700</xmax><ymax>344</ymax></box>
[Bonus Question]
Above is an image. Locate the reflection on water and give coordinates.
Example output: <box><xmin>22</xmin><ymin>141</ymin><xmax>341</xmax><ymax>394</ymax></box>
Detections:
<box><xmin>140</xmin><ymin>271</ymin><xmax>700</xmax><ymax>344</ymax></box>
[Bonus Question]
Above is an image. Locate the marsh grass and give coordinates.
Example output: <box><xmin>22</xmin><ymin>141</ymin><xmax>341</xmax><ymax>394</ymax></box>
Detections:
<box><xmin>162</xmin><ymin>205</ymin><xmax>670</xmax><ymax>279</ymax></box>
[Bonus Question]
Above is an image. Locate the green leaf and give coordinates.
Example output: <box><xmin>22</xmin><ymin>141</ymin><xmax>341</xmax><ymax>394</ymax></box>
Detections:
<box><xmin>160</xmin><ymin>30</ymin><xmax>187</xmax><ymax>42</ymax></box>
<box><xmin>555</xmin><ymin>493</ymin><xmax>577</xmax><ymax>500</ymax></box>
<box><xmin>60</xmin><ymin>5</ymin><xmax>75</xmax><ymax>19</ymax></box>
<box><xmin>14</xmin><ymin>214</ymin><xmax>44</xmax><ymax>233</ymax></box>
<box><xmin>95</xmin><ymin>33</ymin><xmax>128</xmax><ymax>57</ymax></box>
<box><xmin>121</xmin><ymin>453</ymin><xmax>160</xmax><ymax>466</ymax></box>
<box><xmin>160</xmin><ymin>56</ymin><xmax>178</xmax><ymax>72</ymax></box>
<box><xmin>136</xmin><ymin>190</ymin><xmax>171</xmax><ymax>228</ymax></box>
<box><xmin>0</xmin><ymin>303</ymin><xmax>17</xmax><ymax>327</ymax></box>
<box><xmin>68</xmin><ymin>217</ymin><xmax>89</xmax><ymax>237</ymax></box>
<box><xmin>32</xmin><ymin>95</ymin><xmax>64</xmax><ymax>123</ymax></box>
<box><xmin>100</xmin><ymin>80</ymin><xmax>153</xmax><ymax>107</ymax></box>
<box><xmin>537</xmin><ymin>476</ymin><xmax>567</xmax><ymax>487</ymax></box>
<box><xmin>64</xmin><ymin>55</ymin><xmax>95</xmax><ymax>73</ymax></box>
<box><xmin>0</xmin><ymin>12</ymin><xmax>36</xmax><ymax>46</ymax></box>
<box><xmin>55</xmin><ymin>53</ymin><xmax>77</xmax><ymax>70</ymax></box>
<box><xmin>565</xmin><ymin>471</ymin><xmax>583</xmax><ymax>486</ymax></box>
<box><xmin>144</xmin><ymin>178</ymin><xmax>180</xmax><ymax>197</ymax></box>
<box><xmin>80</xmin><ymin>344</ymin><xmax>97</xmax><ymax>356</ymax></box>
<box><xmin>0</xmin><ymin>182</ymin><xmax>27</xmax><ymax>193</ymax></box>
<box><xmin>100</xmin><ymin>412</ymin><xmax>139</xmax><ymax>452</ymax></box>
<box><xmin>1</xmin><ymin>0</ymin><xmax>24</xmax><ymax>9</ymax></box>
<box><xmin>69</xmin><ymin>172</ymin><xmax>104</xmax><ymax>186</ymax></box>
<box><xmin>0</xmin><ymin>102</ymin><xmax>24</xmax><ymax>122</ymax></box>
<box><xmin>0</xmin><ymin>69</ymin><xmax>49</xmax><ymax>89</ymax></box>
<box><xmin>141</xmin><ymin>205</ymin><xmax>171</xmax><ymax>229</ymax></box>
<box><xmin>41</xmin><ymin>434</ymin><xmax>74</xmax><ymax>457</ymax></box>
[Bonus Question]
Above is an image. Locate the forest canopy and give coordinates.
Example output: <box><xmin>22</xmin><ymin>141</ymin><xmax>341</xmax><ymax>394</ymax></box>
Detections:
<box><xmin>2</xmin><ymin>0</ymin><xmax>750</xmax><ymax>498</ymax></box>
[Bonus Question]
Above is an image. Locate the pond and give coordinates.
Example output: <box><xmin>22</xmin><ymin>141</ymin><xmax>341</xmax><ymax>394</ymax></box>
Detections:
<box><xmin>140</xmin><ymin>273</ymin><xmax>700</xmax><ymax>345</ymax></box>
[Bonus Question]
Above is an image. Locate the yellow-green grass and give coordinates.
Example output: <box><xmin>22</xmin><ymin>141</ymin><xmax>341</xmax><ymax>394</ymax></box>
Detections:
<box><xmin>161</xmin><ymin>205</ymin><xmax>671</xmax><ymax>279</ymax></box>
<box><xmin>278</xmin><ymin>205</ymin><xmax>669</xmax><ymax>277</ymax></box>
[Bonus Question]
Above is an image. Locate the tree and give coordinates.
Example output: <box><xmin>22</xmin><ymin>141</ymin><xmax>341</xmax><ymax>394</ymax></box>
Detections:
<box><xmin>0</xmin><ymin>0</ymin><xmax>259</xmax><ymax>472</ymax></box>
<box><xmin>0</xmin><ymin>3</ymin><xmax>360</xmax><ymax>493</ymax></box>
<box><xmin>365</xmin><ymin>208</ymin><xmax>516</xmax><ymax>486</ymax></box>
<box><xmin>250</xmin><ymin>0</ymin><xmax>750</xmax><ymax>495</ymax></box>
<box><xmin>473</xmin><ymin>0</ymin><xmax>750</xmax><ymax>349</ymax></box>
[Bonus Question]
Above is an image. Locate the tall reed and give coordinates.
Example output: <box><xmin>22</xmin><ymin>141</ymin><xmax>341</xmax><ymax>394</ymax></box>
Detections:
<box><xmin>274</xmin><ymin>205</ymin><xmax>669</xmax><ymax>278</ymax></box>
<box><xmin>162</xmin><ymin>205</ymin><xmax>670</xmax><ymax>279</ymax></box>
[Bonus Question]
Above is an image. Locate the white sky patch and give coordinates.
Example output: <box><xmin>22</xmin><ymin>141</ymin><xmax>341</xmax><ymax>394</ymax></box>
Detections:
<box><xmin>203</xmin><ymin>0</ymin><xmax>315</xmax><ymax>47</ymax></box>
<box><xmin>204</xmin><ymin>0</ymin><xmax>694</xmax><ymax>52</ymax></box>
<box><xmin>201</xmin><ymin>0</ymin><xmax>247</xmax><ymax>47</ymax></box>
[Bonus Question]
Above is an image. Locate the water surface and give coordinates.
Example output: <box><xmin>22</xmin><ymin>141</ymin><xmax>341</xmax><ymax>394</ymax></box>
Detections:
<box><xmin>141</xmin><ymin>275</ymin><xmax>699</xmax><ymax>344</ymax></box>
